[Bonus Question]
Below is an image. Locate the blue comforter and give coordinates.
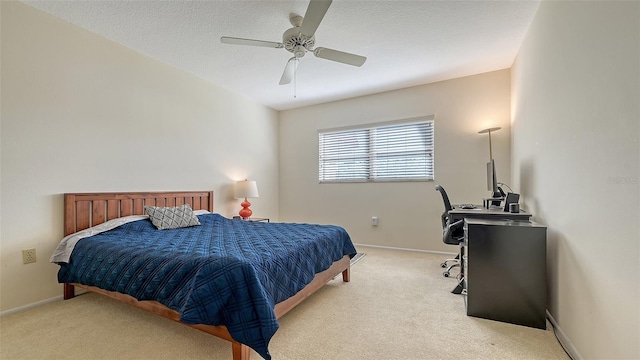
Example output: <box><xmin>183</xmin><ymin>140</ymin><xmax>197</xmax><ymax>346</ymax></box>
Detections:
<box><xmin>57</xmin><ymin>213</ymin><xmax>356</xmax><ymax>359</ymax></box>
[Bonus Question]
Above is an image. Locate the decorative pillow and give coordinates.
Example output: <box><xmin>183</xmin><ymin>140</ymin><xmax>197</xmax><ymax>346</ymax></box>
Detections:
<box><xmin>144</xmin><ymin>204</ymin><xmax>201</xmax><ymax>230</ymax></box>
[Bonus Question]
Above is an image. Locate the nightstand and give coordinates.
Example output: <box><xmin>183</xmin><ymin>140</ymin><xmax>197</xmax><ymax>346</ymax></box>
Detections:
<box><xmin>233</xmin><ymin>216</ymin><xmax>269</xmax><ymax>222</ymax></box>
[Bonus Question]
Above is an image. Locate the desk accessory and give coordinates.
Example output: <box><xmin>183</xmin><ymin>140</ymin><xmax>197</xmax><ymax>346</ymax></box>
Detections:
<box><xmin>503</xmin><ymin>192</ymin><xmax>520</xmax><ymax>212</ymax></box>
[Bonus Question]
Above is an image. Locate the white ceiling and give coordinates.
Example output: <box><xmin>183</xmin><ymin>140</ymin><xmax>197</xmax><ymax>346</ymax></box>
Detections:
<box><xmin>23</xmin><ymin>0</ymin><xmax>540</xmax><ymax>111</ymax></box>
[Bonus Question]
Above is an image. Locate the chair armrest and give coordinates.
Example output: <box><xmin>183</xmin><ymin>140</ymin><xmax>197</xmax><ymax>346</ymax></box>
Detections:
<box><xmin>443</xmin><ymin>220</ymin><xmax>465</xmax><ymax>245</ymax></box>
<box><xmin>449</xmin><ymin>219</ymin><xmax>464</xmax><ymax>231</ymax></box>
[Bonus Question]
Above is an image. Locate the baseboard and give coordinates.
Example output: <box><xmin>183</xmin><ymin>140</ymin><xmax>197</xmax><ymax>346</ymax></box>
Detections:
<box><xmin>546</xmin><ymin>310</ymin><xmax>582</xmax><ymax>360</ymax></box>
<box><xmin>353</xmin><ymin>243</ymin><xmax>456</xmax><ymax>256</ymax></box>
<box><xmin>0</xmin><ymin>295</ymin><xmax>63</xmax><ymax>317</ymax></box>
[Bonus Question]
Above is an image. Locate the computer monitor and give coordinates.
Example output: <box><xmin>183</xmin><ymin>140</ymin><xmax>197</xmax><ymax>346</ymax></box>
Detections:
<box><xmin>487</xmin><ymin>159</ymin><xmax>505</xmax><ymax>201</ymax></box>
<box><xmin>487</xmin><ymin>159</ymin><xmax>498</xmax><ymax>193</ymax></box>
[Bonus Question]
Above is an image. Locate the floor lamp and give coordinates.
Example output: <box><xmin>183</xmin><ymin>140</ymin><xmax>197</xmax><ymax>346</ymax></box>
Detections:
<box><xmin>478</xmin><ymin>126</ymin><xmax>501</xmax><ymax>161</ymax></box>
<box><xmin>478</xmin><ymin>127</ymin><xmax>504</xmax><ymax>204</ymax></box>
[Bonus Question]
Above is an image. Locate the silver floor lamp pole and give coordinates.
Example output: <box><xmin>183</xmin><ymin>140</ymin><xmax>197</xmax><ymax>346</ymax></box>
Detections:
<box><xmin>478</xmin><ymin>126</ymin><xmax>501</xmax><ymax>161</ymax></box>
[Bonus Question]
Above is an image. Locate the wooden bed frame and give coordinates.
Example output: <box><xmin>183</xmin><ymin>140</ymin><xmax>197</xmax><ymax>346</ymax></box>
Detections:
<box><xmin>62</xmin><ymin>191</ymin><xmax>351</xmax><ymax>360</ymax></box>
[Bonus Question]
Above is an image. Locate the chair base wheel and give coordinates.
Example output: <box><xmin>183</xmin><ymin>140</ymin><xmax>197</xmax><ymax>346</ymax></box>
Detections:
<box><xmin>441</xmin><ymin>262</ymin><xmax>447</xmax><ymax>268</ymax></box>
<box><xmin>443</xmin><ymin>271</ymin><xmax>450</xmax><ymax>277</ymax></box>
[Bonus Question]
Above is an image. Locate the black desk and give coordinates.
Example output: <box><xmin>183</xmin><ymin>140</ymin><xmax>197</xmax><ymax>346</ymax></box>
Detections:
<box><xmin>449</xmin><ymin>206</ymin><xmax>531</xmax><ymax>222</ymax></box>
<box><xmin>447</xmin><ymin>205</ymin><xmax>531</xmax><ymax>294</ymax></box>
<box><xmin>464</xmin><ymin>218</ymin><xmax>547</xmax><ymax>329</ymax></box>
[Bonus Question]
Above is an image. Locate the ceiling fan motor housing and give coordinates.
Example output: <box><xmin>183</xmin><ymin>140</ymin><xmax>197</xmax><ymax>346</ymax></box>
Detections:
<box><xmin>283</xmin><ymin>26</ymin><xmax>315</xmax><ymax>58</ymax></box>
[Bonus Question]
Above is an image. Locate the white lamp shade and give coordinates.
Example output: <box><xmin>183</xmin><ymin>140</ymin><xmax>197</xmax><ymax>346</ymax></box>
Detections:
<box><xmin>478</xmin><ymin>127</ymin><xmax>502</xmax><ymax>134</ymax></box>
<box><xmin>235</xmin><ymin>180</ymin><xmax>259</xmax><ymax>199</ymax></box>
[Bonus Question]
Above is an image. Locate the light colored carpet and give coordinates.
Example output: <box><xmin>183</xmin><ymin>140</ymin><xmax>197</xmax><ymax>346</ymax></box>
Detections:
<box><xmin>0</xmin><ymin>247</ymin><xmax>569</xmax><ymax>360</ymax></box>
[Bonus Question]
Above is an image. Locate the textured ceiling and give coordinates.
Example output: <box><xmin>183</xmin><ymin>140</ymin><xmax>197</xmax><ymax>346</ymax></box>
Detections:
<box><xmin>23</xmin><ymin>0</ymin><xmax>540</xmax><ymax>111</ymax></box>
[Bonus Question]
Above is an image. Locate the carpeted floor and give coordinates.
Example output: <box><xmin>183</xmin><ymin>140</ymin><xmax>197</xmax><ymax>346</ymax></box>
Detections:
<box><xmin>0</xmin><ymin>247</ymin><xmax>569</xmax><ymax>360</ymax></box>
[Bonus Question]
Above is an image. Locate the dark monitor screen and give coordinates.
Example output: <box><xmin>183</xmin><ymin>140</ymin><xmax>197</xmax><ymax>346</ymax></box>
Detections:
<box><xmin>487</xmin><ymin>159</ymin><xmax>499</xmax><ymax>193</ymax></box>
<box><xmin>487</xmin><ymin>159</ymin><xmax>505</xmax><ymax>205</ymax></box>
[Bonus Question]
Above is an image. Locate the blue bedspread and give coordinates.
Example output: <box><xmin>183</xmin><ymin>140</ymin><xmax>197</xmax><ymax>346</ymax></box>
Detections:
<box><xmin>57</xmin><ymin>214</ymin><xmax>356</xmax><ymax>359</ymax></box>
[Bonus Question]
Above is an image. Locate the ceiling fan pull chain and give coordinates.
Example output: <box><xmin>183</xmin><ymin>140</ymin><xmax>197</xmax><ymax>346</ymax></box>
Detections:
<box><xmin>294</xmin><ymin>58</ymin><xmax>298</xmax><ymax>98</ymax></box>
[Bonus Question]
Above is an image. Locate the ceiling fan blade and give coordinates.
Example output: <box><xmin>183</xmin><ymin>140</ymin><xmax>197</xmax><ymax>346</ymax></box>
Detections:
<box><xmin>220</xmin><ymin>36</ymin><xmax>283</xmax><ymax>49</ymax></box>
<box><xmin>279</xmin><ymin>57</ymin><xmax>299</xmax><ymax>85</ymax></box>
<box><xmin>313</xmin><ymin>47</ymin><xmax>367</xmax><ymax>67</ymax></box>
<box><xmin>300</xmin><ymin>0</ymin><xmax>332</xmax><ymax>38</ymax></box>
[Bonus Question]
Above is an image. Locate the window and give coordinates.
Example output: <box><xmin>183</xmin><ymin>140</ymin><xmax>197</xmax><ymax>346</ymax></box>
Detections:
<box><xmin>319</xmin><ymin>117</ymin><xmax>434</xmax><ymax>183</ymax></box>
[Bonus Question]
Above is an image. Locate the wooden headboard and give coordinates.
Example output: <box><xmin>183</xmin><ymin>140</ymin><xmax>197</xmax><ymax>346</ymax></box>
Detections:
<box><xmin>64</xmin><ymin>191</ymin><xmax>214</xmax><ymax>236</ymax></box>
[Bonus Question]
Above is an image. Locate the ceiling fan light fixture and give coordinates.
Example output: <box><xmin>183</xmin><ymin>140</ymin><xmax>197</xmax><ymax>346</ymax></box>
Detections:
<box><xmin>293</xmin><ymin>45</ymin><xmax>307</xmax><ymax>58</ymax></box>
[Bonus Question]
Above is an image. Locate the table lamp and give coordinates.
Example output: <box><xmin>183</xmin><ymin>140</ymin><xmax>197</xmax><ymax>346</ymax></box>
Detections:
<box><xmin>235</xmin><ymin>179</ymin><xmax>259</xmax><ymax>219</ymax></box>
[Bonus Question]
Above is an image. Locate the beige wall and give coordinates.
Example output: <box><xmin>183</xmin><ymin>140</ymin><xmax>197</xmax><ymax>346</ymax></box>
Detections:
<box><xmin>0</xmin><ymin>2</ymin><xmax>279</xmax><ymax>312</ymax></box>
<box><xmin>279</xmin><ymin>70</ymin><xmax>511</xmax><ymax>251</ymax></box>
<box><xmin>511</xmin><ymin>1</ymin><xmax>639</xmax><ymax>358</ymax></box>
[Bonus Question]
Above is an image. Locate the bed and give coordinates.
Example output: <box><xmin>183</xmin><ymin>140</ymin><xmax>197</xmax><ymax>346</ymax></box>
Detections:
<box><xmin>53</xmin><ymin>191</ymin><xmax>356</xmax><ymax>360</ymax></box>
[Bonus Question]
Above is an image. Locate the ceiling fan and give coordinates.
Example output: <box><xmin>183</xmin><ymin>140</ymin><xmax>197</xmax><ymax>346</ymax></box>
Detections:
<box><xmin>220</xmin><ymin>0</ymin><xmax>367</xmax><ymax>86</ymax></box>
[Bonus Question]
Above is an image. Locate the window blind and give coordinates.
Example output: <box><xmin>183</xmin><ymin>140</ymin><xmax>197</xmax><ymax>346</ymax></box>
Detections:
<box><xmin>319</xmin><ymin>119</ymin><xmax>434</xmax><ymax>182</ymax></box>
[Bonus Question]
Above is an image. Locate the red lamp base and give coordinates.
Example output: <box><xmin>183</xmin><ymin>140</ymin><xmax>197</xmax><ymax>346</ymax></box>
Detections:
<box><xmin>239</xmin><ymin>198</ymin><xmax>252</xmax><ymax>219</ymax></box>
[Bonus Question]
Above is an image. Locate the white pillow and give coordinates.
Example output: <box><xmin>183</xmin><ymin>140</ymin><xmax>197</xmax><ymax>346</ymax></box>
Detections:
<box><xmin>144</xmin><ymin>204</ymin><xmax>201</xmax><ymax>230</ymax></box>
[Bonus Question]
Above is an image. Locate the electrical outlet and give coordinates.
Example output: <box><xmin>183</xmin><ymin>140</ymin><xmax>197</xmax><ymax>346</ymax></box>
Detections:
<box><xmin>371</xmin><ymin>216</ymin><xmax>379</xmax><ymax>226</ymax></box>
<box><xmin>22</xmin><ymin>248</ymin><xmax>36</xmax><ymax>264</ymax></box>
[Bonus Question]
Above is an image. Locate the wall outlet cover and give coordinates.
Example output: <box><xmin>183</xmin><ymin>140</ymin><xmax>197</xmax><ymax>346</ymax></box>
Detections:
<box><xmin>22</xmin><ymin>249</ymin><xmax>36</xmax><ymax>264</ymax></box>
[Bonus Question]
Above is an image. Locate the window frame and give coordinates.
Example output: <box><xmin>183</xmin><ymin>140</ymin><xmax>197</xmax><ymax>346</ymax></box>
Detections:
<box><xmin>318</xmin><ymin>116</ymin><xmax>435</xmax><ymax>183</ymax></box>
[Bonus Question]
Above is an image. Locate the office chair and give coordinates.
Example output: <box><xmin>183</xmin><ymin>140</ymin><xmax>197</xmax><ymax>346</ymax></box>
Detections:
<box><xmin>435</xmin><ymin>185</ymin><xmax>465</xmax><ymax>278</ymax></box>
